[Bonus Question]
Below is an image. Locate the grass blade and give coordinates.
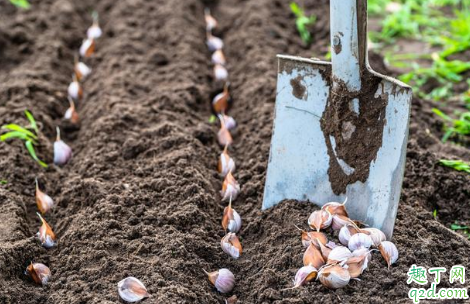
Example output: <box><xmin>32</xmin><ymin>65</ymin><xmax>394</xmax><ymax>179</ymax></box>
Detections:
<box><xmin>0</xmin><ymin>131</ymin><xmax>35</xmax><ymax>142</ymax></box>
<box><xmin>2</xmin><ymin>124</ymin><xmax>37</xmax><ymax>139</ymax></box>
<box><xmin>25</xmin><ymin>140</ymin><xmax>48</xmax><ymax>168</ymax></box>
<box><xmin>24</xmin><ymin>110</ymin><xmax>39</xmax><ymax>135</ymax></box>
<box><xmin>9</xmin><ymin>0</ymin><xmax>30</xmax><ymax>9</ymax></box>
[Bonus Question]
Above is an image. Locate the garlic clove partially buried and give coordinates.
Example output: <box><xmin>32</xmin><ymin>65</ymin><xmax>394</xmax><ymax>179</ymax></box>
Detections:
<box><xmin>204</xmin><ymin>8</ymin><xmax>218</xmax><ymax>32</ymax></box>
<box><xmin>79</xmin><ymin>38</ymin><xmax>95</xmax><ymax>57</ymax></box>
<box><xmin>64</xmin><ymin>97</ymin><xmax>79</xmax><ymax>124</ymax></box>
<box><xmin>36</xmin><ymin>212</ymin><xmax>56</xmax><ymax>248</ymax></box>
<box><xmin>54</xmin><ymin>127</ymin><xmax>72</xmax><ymax>166</ymax></box>
<box><xmin>67</xmin><ymin>75</ymin><xmax>83</xmax><ymax>101</ymax></box>
<box><xmin>35</xmin><ymin>179</ymin><xmax>54</xmax><ymax>214</ymax></box>
<box><xmin>204</xmin><ymin>268</ymin><xmax>235</xmax><ymax>294</ymax></box>
<box><xmin>221</xmin><ymin>232</ymin><xmax>242</xmax><ymax>259</ymax></box>
<box><xmin>218</xmin><ymin>145</ymin><xmax>236</xmax><ymax>176</ymax></box>
<box><xmin>212</xmin><ymin>82</ymin><xmax>230</xmax><ymax>114</ymax></box>
<box><xmin>214</xmin><ymin>64</ymin><xmax>228</xmax><ymax>81</ymax></box>
<box><xmin>222</xmin><ymin>197</ymin><xmax>242</xmax><ymax>233</ymax></box>
<box><xmin>206</xmin><ymin>33</ymin><xmax>224</xmax><ymax>51</ymax></box>
<box><xmin>221</xmin><ymin>171</ymin><xmax>240</xmax><ymax>202</ymax></box>
<box><xmin>26</xmin><ymin>262</ymin><xmax>51</xmax><ymax>285</ymax></box>
<box><xmin>74</xmin><ymin>58</ymin><xmax>92</xmax><ymax>81</ymax></box>
<box><xmin>211</xmin><ymin>49</ymin><xmax>226</xmax><ymax>65</ymax></box>
<box><xmin>87</xmin><ymin>12</ymin><xmax>102</xmax><ymax>39</ymax></box>
<box><xmin>118</xmin><ymin>277</ymin><xmax>150</xmax><ymax>303</ymax></box>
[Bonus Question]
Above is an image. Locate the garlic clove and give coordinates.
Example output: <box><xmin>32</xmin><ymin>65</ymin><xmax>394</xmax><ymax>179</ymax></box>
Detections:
<box><xmin>87</xmin><ymin>14</ymin><xmax>102</xmax><ymax>40</ymax></box>
<box><xmin>338</xmin><ymin>224</ymin><xmax>360</xmax><ymax>246</ymax></box>
<box><xmin>321</xmin><ymin>198</ymin><xmax>348</xmax><ymax>217</ymax></box>
<box><xmin>225</xmin><ymin>295</ymin><xmax>238</xmax><ymax>304</ymax></box>
<box><xmin>296</xmin><ymin>226</ymin><xmax>327</xmax><ymax>248</ymax></box>
<box><xmin>212</xmin><ymin>83</ymin><xmax>230</xmax><ymax>114</ymax></box>
<box><xmin>331</xmin><ymin>214</ymin><xmax>355</xmax><ymax>231</ymax></box>
<box><xmin>218</xmin><ymin>145</ymin><xmax>236</xmax><ymax>176</ymax></box>
<box><xmin>211</xmin><ymin>49</ymin><xmax>226</xmax><ymax>65</ymax></box>
<box><xmin>79</xmin><ymin>38</ymin><xmax>95</xmax><ymax>57</ymax></box>
<box><xmin>318</xmin><ymin>264</ymin><xmax>350</xmax><ymax>289</ymax></box>
<box><xmin>348</xmin><ymin>233</ymin><xmax>373</xmax><ymax>251</ymax></box>
<box><xmin>64</xmin><ymin>97</ymin><xmax>80</xmax><ymax>124</ymax></box>
<box><xmin>36</xmin><ymin>212</ymin><xmax>56</xmax><ymax>248</ymax></box>
<box><xmin>214</xmin><ymin>64</ymin><xmax>228</xmax><ymax>81</ymax></box>
<box><xmin>327</xmin><ymin>246</ymin><xmax>352</xmax><ymax>264</ymax></box>
<box><xmin>222</xmin><ymin>198</ymin><xmax>242</xmax><ymax>233</ymax></box>
<box><xmin>218</xmin><ymin>114</ymin><xmax>236</xmax><ymax>131</ymax></box>
<box><xmin>361</xmin><ymin>228</ymin><xmax>386</xmax><ymax>247</ymax></box>
<box><xmin>345</xmin><ymin>255</ymin><xmax>368</xmax><ymax>278</ymax></box>
<box><xmin>206</xmin><ymin>33</ymin><xmax>223</xmax><ymax>51</ymax></box>
<box><xmin>74</xmin><ymin>61</ymin><xmax>92</xmax><ymax>81</ymax></box>
<box><xmin>221</xmin><ymin>171</ymin><xmax>240</xmax><ymax>202</ymax></box>
<box><xmin>35</xmin><ymin>179</ymin><xmax>54</xmax><ymax>214</ymax></box>
<box><xmin>221</xmin><ymin>232</ymin><xmax>242</xmax><ymax>259</ymax></box>
<box><xmin>293</xmin><ymin>265</ymin><xmax>318</xmax><ymax>288</ymax></box>
<box><xmin>217</xmin><ymin>124</ymin><xmax>233</xmax><ymax>147</ymax></box>
<box><xmin>303</xmin><ymin>242</ymin><xmax>325</xmax><ymax>269</ymax></box>
<box><xmin>67</xmin><ymin>77</ymin><xmax>83</xmax><ymax>101</ymax></box>
<box><xmin>54</xmin><ymin>127</ymin><xmax>72</xmax><ymax>166</ymax></box>
<box><xmin>378</xmin><ymin>241</ymin><xmax>399</xmax><ymax>269</ymax></box>
<box><xmin>316</xmin><ymin>238</ymin><xmax>332</xmax><ymax>261</ymax></box>
<box><xmin>307</xmin><ymin>210</ymin><xmax>332</xmax><ymax>232</ymax></box>
<box><xmin>204</xmin><ymin>268</ymin><xmax>235</xmax><ymax>294</ymax></box>
<box><xmin>204</xmin><ymin>8</ymin><xmax>218</xmax><ymax>31</ymax></box>
<box><xmin>117</xmin><ymin>277</ymin><xmax>150</xmax><ymax>303</ymax></box>
<box><xmin>26</xmin><ymin>262</ymin><xmax>51</xmax><ymax>285</ymax></box>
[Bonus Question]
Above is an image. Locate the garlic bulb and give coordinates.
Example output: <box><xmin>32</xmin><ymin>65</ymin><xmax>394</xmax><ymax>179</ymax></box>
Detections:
<box><xmin>117</xmin><ymin>277</ymin><xmax>150</xmax><ymax>303</ymax></box>
<box><xmin>205</xmin><ymin>268</ymin><xmax>235</xmax><ymax>293</ymax></box>
<box><xmin>331</xmin><ymin>214</ymin><xmax>355</xmax><ymax>231</ymax></box>
<box><xmin>222</xmin><ymin>199</ymin><xmax>242</xmax><ymax>233</ymax></box>
<box><xmin>348</xmin><ymin>233</ymin><xmax>373</xmax><ymax>251</ymax></box>
<box><xmin>206</xmin><ymin>33</ymin><xmax>223</xmax><ymax>51</ymax></box>
<box><xmin>293</xmin><ymin>265</ymin><xmax>317</xmax><ymax>288</ymax></box>
<box><xmin>204</xmin><ymin>8</ymin><xmax>217</xmax><ymax>31</ymax></box>
<box><xmin>218</xmin><ymin>145</ymin><xmax>235</xmax><ymax>176</ymax></box>
<box><xmin>26</xmin><ymin>262</ymin><xmax>51</xmax><ymax>285</ymax></box>
<box><xmin>87</xmin><ymin>12</ymin><xmax>102</xmax><ymax>39</ymax></box>
<box><xmin>212</xmin><ymin>82</ymin><xmax>230</xmax><ymax>113</ymax></box>
<box><xmin>74</xmin><ymin>61</ymin><xmax>92</xmax><ymax>81</ymax></box>
<box><xmin>214</xmin><ymin>64</ymin><xmax>228</xmax><ymax>81</ymax></box>
<box><xmin>35</xmin><ymin>179</ymin><xmax>54</xmax><ymax>214</ymax></box>
<box><xmin>221</xmin><ymin>171</ymin><xmax>240</xmax><ymax>202</ymax></box>
<box><xmin>327</xmin><ymin>246</ymin><xmax>352</xmax><ymax>264</ymax></box>
<box><xmin>212</xmin><ymin>50</ymin><xmax>226</xmax><ymax>65</ymax></box>
<box><xmin>79</xmin><ymin>38</ymin><xmax>95</xmax><ymax>57</ymax></box>
<box><xmin>318</xmin><ymin>264</ymin><xmax>350</xmax><ymax>289</ymax></box>
<box><xmin>379</xmin><ymin>241</ymin><xmax>398</xmax><ymax>269</ymax></box>
<box><xmin>221</xmin><ymin>232</ymin><xmax>242</xmax><ymax>259</ymax></box>
<box><xmin>321</xmin><ymin>198</ymin><xmax>348</xmax><ymax>217</ymax></box>
<box><xmin>307</xmin><ymin>210</ymin><xmax>332</xmax><ymax>232</ymax></box>
<box><xmin>303</xmin><ymin>242</ymin><xmax>325</xmax><ymax>269</ymax></box>
<box><xmin>64</xmin><ymin>97</ymin><xmax>79</xmax><ymax>124</ymax></box>
<box><xmin>361</xmin><ymin>228</ymin><xmax>386</xmax><ymax>247</ymax></box>
<box><xmin>67</xmin><ymin>76</ymin><xmax>83</xmax><ymax>101</ymax></box>
<box><xmin>36</xmin><ymin>213</ymin><xmax>56</xmax><ymax>248</ymax></box>
<box><xmin>338</xmin><ymin>224</ymin><xmax>359</xmax><ymax>246</ymax></box>
<box><xmin>54</xmin><ymin>127</ymin><xmax>72</xmax><ymax>166</ymax></box>
<box><xmin>218</xmin><ymin>114</ymin><xmax>236</xmax><ymax>131</ymax></box>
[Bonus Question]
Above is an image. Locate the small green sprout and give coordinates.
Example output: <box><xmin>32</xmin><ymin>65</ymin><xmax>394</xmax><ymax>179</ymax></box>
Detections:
<box><xmin>438</xmin><ymin>159</ymin><xmax>470</xmax><ymax>174</ymax></box>
<box><xmin>208</xmin><ymin>115</ymin><xmax>217</xmax><ymax>124</ymax></box>
<box><xmin>9</xmin><ymin>0</ymin><xmax>30</xmax><ymax>9</ymax></box>
<box><xmin>451</xmin><ymin>223</ymin><xmax>470</xmax><ymax>239</ymax></box>
<box><xmin>290</xmin><ymin>2</ymin><xmax>316</xmax><ymax>45</ymax></box>
<box><xmin>433</xmin><ymin>209</ymin><xmax>438</xmax><ymax>219</ymax></box>
<box><xmin>432</xmin><ymin>108</ymin><xmax>470</xmax><ymax>142</ymax></box>
<box><xmin>0</xmin><ymin>110</ymin><xmax>48</xmax><ymax>168</ymax></box>
<box><xmin>0</xmin><ymin>180</ymin><xmax>7</xmax><ymax>185</ymax></box>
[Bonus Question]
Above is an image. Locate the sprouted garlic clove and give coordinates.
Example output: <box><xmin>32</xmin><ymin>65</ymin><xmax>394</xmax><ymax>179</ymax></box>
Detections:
<box><xmin>378</xmin><ymin>241</ymin><xmax>399</xmax><ymax>269</ymax></box>
<box><xmin>218</xmin><ymin>145</ymin><xmax>235</xmax><ymax>176</ymax></box>
<box><xmin>35</xmin><ymin>179</ymin><xmax>54</xmax><ymax>214</ymax></box>
<box><xmin>36</xmin><ymin>212</ymin><xmax>56</xmax><ymax>248</ymax></box>
<box><xmin>307</xmin><ymin>210</ymin><xmax>332</xmax><ymax>232</ymax></box>
<box><xmin>87</xmin><ymin>12</ymin><xmax>102</xmax><ymax>39</ymax></box>
<box><xmin>303</xmin><ymin>241</ymin><xmax>325</xmax><ymax>269</ymax></box>
<box><xmin>79</xmin><ymin>38</ymin><xmax>95</xmax><ymax>57</ymax></box>
<box><xmin>54</xmin><ymin>127</ymin><xmax>72</xmax><ymax>166</ymax></box>
<box><xmin>204</xmin><ymin>268</ymin><xmax>235</xmax><ymax>293</ymax></box>
<box><xmin>221</xmin><ymin>232</ymin><xmax>242</xmax><ymax>259</ymax></box>
<box><xmin>221</xmin><ymin>171</ymin><xmax>240</xmax><ymax>202</ymax></box>
<box><xmin>204</xmin><ymin>8</ymin><xmax>218</xmax><ymax>31</ymax></box>
<box><xmin>26</xmin><ymin>262</ymin><xmax>51</xmax><ymax>285</ymax></box>
<box><xmin>318</xmin><ymin>264</ymin><xmax>350</xmax><ymax>289</ymax></box>
<box><xmin>222</xmin><ymin>197</ymin><xmax>242</xmax><ymax>233</ymax></box>
<box><xmin>293</xmin><ymin>265</ymin><xmax>317</xmax><ymax>288</ymax></box>
<box><xmin>64</xmin><ymin>97</ymin><xmax>79</xmax><ymax>124</ymax></box>
<box><xmin>117</xmin><ymin>277</ymin><xmax>150</xmax><ymax>303</ymax></box>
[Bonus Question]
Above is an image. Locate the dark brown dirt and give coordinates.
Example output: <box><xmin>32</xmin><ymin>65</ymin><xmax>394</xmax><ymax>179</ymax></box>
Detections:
<box><xmin>0</xmin><ymin>0</ymin><xmax>469</xmax><ymax>303</ymax></box>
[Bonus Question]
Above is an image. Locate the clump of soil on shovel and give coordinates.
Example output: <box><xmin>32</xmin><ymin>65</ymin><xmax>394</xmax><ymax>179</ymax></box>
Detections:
<box><xmin>0</xmin><ymin>0</ymin><xmax>468</xmax><ymax>303</ymax></box>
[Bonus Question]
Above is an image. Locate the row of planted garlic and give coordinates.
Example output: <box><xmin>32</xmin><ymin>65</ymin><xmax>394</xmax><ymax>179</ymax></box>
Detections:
<box><xmin>292</xmin><ymin>200</ymin><xmax>399</xmax><ymax>289</ymax></box>
<box><xmin>25</xmin><ymin>11</ymin><xmax>105</xmax><ymax>289</ymax></box>
<box><xmin>200</xmin><ymin>8</ymin><xmax>240</xmax><ymax>304</ymax></box>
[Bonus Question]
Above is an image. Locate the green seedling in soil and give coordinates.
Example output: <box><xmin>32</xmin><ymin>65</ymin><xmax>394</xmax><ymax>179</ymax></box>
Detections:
<box><xmin>9</xmin><ymin>0</ymin><xmax>30</xmax><ymax>9</ymax></box>
<box><xmin>0</xmin><ymin>110</ymin><xmax>48</xmax><ymax>168</ymax></box>
<box><xmin>433</xmin><ymin>209</ymin><xmax>438</xmax><ymax>219</ymax></box>
<box><xmin>438</xmin><ymin>159</ymin><xmax>470</xmax><ymax>174</ymax></box>
<box><xmin>0</xmin><ymin>180</ymin><xmax>7</xmax><ymax>185</ymax></box>
<box><xmin>451</xmin><ymin>223</ymin><xmax>470</xmax><ymax>239</ymax></box>
<box><xmin>290</xmin><ymin>2</ymin><xmax>316</xmax><ymax>45</ymax></box>
<box><xmin>208</xmin><ymin>115</ymin><xmax>217</xmax><ymax>124</ymax></box>
<box><xmin>432</xmin><ymin>108</ymin><xmax>470</xmax><ymax>142</ymax></box>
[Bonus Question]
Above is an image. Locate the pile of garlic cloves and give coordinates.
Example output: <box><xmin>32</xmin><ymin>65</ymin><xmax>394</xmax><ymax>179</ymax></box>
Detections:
<box><xmin>292</xmin><ymin>199</ymin><xmax>399</xmax><ymax>289</ymax></box>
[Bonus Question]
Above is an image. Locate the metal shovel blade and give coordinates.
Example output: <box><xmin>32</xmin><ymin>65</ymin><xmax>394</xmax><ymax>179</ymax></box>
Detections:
<box><xmin>262</xmin><ymin>0</ymin><xmax>412</xmax><ymax>239</ymax></box>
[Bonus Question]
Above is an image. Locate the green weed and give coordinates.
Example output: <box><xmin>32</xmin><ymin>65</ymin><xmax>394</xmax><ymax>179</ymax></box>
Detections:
<box><xmin>290</xmin><ymin>2</ymin><xmax>316</xmax><ymax>45</ymax></box>
<box><xmin>451</xmin><ymin>223</ymin><xmax>470</xmax><ymax>238</ymax></box>
<box><xmin>9</xmin><ymin>0</ymin><xmax>30</xmax><ymax>9</ymax></box>
<box><xmin>438</xmin><ymin>159</ymin><xmax>470</xmax><ymax>173</ymax></box>
<box><xmin>432</xmin><ymin>108</ymin><xmax>470</xmax><ymax>142</ymax></box>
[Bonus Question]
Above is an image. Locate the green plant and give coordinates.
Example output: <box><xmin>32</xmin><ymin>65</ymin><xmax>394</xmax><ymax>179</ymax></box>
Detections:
<box><xmin>451</xmin><ymin>223</ymin><xmax>470</xmax><ymax>239</ymax></box>
<box><xmin>9</xmin><ymin>0</ymin><xmax>30</xmax><ymax>9</ymax></box>
<box><xmin>432</xmin><ymin>108</ymin><xmax>470</xmax><ymax>142</ymax></box>
<box><xmin>0</xmin><ymin>110</ymin><xmax>47</xmax><ymax>168</ymax></box>
<box><xmin>438</xmin><ymin>159</ymin><xmax>470</xmax><ymax>173</ymax></box>
<box><xmin>290</xmin><ymin>2</ymin><xmax>316</xmax><ymax>45</ymax></box>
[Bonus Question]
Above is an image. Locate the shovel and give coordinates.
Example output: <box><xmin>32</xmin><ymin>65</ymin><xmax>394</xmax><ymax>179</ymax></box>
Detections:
<box><xmin>263</xmin><ymin>0</ymin><xmax>412</xmax><ymax>239</ymax></box>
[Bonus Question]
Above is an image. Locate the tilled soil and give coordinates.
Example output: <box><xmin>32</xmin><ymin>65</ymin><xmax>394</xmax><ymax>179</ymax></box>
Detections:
<box><xmin>0</xmin><ymin>0</ymin><xmax>469</xmax><ymax>303</ymax></box>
